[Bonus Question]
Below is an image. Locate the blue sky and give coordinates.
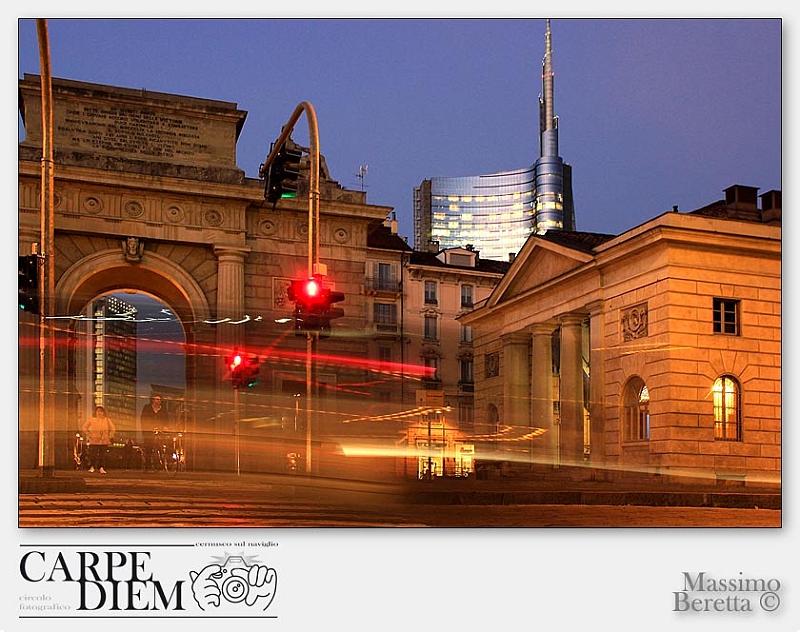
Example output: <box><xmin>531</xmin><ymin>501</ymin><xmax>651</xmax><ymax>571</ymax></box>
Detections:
<box><xmin>15</xmin><ymin>17</ymin><xmax>782</xmax><ymax>242</ymax></box>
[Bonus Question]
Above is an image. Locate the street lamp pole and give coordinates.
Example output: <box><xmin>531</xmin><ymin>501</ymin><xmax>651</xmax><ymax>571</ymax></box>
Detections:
<box><xmin>36</xmin><ymin>18</ymin><xmax>56</xmax><ymax>478</ymax></box>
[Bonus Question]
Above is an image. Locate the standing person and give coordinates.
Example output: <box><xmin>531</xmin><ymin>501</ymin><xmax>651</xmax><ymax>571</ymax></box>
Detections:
<box><xmin>140</xmin><ymin>395</ymin><xmax>167</xmax><ymax>469</ymax></box>
<box><xmin>81</xmin><ymin>406</ymin><xmax>116</xmax><ymax>474</ymax></box>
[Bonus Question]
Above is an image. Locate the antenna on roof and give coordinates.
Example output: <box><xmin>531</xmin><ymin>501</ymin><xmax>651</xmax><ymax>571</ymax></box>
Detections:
<box><xmin>355</xmin><ymin>165</ymin><xmax>369</xmax><ymax>191</ymax></box>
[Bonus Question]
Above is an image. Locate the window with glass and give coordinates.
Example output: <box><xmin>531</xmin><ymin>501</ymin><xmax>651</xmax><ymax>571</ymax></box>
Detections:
<box><xmin>423</xmin><ymin>356</ymin><xmax>439</xmax><ymax>381</ymax></box>
<box><xmin>713</xmin><ymin>298</ymin><xmax>740</xmax><ymax>335</ymax></box>
<box><xmin>424</xmin><ymin>315</ymin><xmax>438</xmax><ymax>341</ymax></box>
<box><xmin>622</xmin><ymin>377</ymin><xmax>650</xmax><ymax>442</ymax></box>
<box><xmin>460</xmin><ymin>325</ymin><xmax>473</xmax><ymax>343</ymax></box>
<box><xmin>713</xmin><ymin>375</ymin><xmax>742</xmax><ymax>441</ymax></box>
<box><xmin>461</xmin><ymin>284</ymin><xmax>474</xmax><ymax>308</ymax></box>
<box><xmin>459</xmin><ymin>358</ymin><xmax>474</xmax><ymax>384</ymax></box>
<box><xmin>374</xmin><ymin>302</ymin><xmax>397</xmax><ymax>325</ymax></box>
<box><xmin>378</xmin><ymin>346</ymin><xmax>392</xmax><ymax>367</ymax></box>
<box><xmin>424</xmin><ymin>281</ymin><xmax>437</xmax><ymax>304</ymax></box>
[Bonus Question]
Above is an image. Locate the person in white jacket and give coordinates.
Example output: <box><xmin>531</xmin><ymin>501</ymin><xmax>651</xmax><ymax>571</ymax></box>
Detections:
<box><xmin>81</xmin><ymin>405</ymin><xmax>116</xmax><ymax>473</ymax></box>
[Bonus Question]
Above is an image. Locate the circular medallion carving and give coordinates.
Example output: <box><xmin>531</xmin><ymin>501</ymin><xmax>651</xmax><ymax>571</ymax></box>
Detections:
<box><xmin>53</xmin><ymin>192</ymin><xmax>62</xmax><ymax>208</ymax></box>
<box><xmin>124</xmin><ymin>200</ymin><xmax>144</xmax><ymax>218</ymax></box>
<box><xmin>297</xmin><ymin>221</ymin><xmax>309</xmax><ymax>237</ymax></box>
<box><xmin>83</xmin><ymin>196</ymin><xmax>103</xmax><ymax>214</ymax></box>
<box><xmin>259</xmin><ymin>218</ymin><xmax>278</xmax><ymax>236</ymax></box>
<box><xmin>165</xmin><ymin>204</ymin><xmax>185</xmax><ymax>223</ymax></box>
<box><xmin>333</xmin><ymin>227</ymin><xmax>350</xmax><ymax>244</ymax></box>
<box><xmin>204</xmin><ymin>209</ymin><xmax>223</xmax><ymax>226</ymax></box>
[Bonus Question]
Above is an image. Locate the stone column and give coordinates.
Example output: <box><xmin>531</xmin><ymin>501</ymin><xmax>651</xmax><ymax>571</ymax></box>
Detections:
<box><xmin>502</xmin><ymin>331</ymin><xmax>531</xmax><ymax>436</ymax></box>
<box><xmin>586</xmin><ymin>301</ymin><xmax>606</xmax><ymax>467</ymax></box>
<box><xmin>213</xmin><ymin>246</ymin><xmax>250</xmax><ymax>355</ymax></box>
<box><xmin>531</xmin><ymin>322</ymin><xmax>556</xmax><ymax>465</ymax></box>
<box><xmin>559</xmin><ymin>313</ymin><xmax>586</xmax><ymax>466</ymax></box>
<box><xmin>212</xmin><ymin>245</ymin><xmax>249</xmax><ymax>470</ymax></box>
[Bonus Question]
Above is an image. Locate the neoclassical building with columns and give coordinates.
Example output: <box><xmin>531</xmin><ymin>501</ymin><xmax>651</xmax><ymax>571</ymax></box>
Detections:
<box><xmin>461</xmin><ymin>185</ymin><xmax>781</xmax><ymax>486</ymax></box>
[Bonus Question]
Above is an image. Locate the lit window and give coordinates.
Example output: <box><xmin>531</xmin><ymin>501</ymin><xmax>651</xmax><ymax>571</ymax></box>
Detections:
<box><xmin>713</xmin><ymin>375</ymin><xmax>741</xmax><ymax>441</ymax></box>
<box><xmin>622</xmin><ymin>377</ymin><xmax>650</xmax><ymax>442</ymax></box>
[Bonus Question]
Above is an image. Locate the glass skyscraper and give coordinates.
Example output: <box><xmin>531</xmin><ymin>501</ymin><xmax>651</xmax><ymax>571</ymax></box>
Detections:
<box><xmin>415</xmin><ymin>167</ymin><xmax>536</xmax><ymax>262</ymax></box>
<box><xmin>414</xmin><ymin>20</ymin><xmax>575</xmax><ymax>261</ymax></box>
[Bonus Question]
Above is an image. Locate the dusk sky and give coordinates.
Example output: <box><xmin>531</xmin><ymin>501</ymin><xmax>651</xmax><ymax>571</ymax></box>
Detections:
<box><xmin>6</xmin><ymin>13</ymin><xmax>796</xmax><ymax>628</ymax></box>
<box><xmin>15</xmin><ymin>17</ymin><xmax>782</xmax><ymax>242</ymax></box>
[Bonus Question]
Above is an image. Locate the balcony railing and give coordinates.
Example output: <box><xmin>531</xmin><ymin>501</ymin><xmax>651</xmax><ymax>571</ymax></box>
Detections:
<box><xmin>365</xmin><ymin>278</ymin><xmax>401</xmax><ymax>293</ymax></box>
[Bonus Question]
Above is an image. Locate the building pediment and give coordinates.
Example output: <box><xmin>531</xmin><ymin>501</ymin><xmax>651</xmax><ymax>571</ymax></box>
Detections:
<box><xmin>488</xmin><ymin>237</ymin><xmax>596</xmax><ymax>307</ymax></box>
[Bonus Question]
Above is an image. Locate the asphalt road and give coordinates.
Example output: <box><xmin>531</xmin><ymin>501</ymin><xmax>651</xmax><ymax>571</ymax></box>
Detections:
<box><xmin>18</xmin><ymin>469</ymin><xmax>781</xmax><ymax>528</ymax></box>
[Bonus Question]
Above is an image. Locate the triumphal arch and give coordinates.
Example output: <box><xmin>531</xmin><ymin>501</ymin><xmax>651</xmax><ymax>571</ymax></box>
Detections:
<box><xmin>18</xmin><ymin>74</ymin><xmax>392</xmax><ymax>473</ymax></box>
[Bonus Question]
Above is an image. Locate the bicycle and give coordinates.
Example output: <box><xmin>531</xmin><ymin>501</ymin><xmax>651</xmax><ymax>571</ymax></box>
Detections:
<box><xmin>169</xmin><ymin>432</ymin><xmax>185</xmax><ymax>475</ymax></box>
<box><xmin>149</xmin><ymin>429</ymin><xmax>185</xmax><ymax>474</ymax></box>
<box><xmin>73</xmin><ymin>433</ymin><xmax>85</xmax><ymax>470</ymax></box>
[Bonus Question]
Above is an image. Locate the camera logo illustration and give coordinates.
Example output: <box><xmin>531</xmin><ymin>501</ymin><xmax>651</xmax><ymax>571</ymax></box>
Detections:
<box><xmin>189</xmin><ymin>555</ymin><xmax>277</xmax><ymax>612</ymax></box>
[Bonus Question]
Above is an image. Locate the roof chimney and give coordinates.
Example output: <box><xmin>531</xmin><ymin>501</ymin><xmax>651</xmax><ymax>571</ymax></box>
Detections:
<box><xmin>722</xmin><ymin>184</ymin><xmax>761</xmax><ymax>222</ymax></box>
<box><xmin>760</xmin><ymin>190</ymin><xmax>782</xmax><ymax>224</ymax></box>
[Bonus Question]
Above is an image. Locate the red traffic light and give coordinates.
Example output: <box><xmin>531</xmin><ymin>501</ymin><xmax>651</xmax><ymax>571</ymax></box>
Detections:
<box><xmin>288</xmin><ymin>276</ymin><xmax>325</xmax><ymax>308</ymax></box>
<box><xmin>227</xmin><ymin>351</ymin><xmax>260</xmax><ymax>389</ymax></box>
<box><xmin>229</xmin><ymin>352</ymin><xmax>243</xmax><ymax>372</ymax></box>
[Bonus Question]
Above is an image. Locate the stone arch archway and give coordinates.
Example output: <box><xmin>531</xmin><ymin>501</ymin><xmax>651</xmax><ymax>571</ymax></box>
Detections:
<box><xmin>49</xmin><ymin>249</ymin><xmax>218</xmax><ymax>470</ymax></box>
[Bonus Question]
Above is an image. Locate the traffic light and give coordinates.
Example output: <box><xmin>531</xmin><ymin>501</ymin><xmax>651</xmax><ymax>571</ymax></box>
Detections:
<box><xmin>287</xmin><ymin>275</ymin><xmax>345</xmax><ymax>338</ymax></box>
<box><xmin>18</xmin><ymin>254</ymin><xmax>40</xmax><ymax>315</ymax></box>
<box><xmin>287</xmin><ymin>276</ymin><xmax>325</xmax><ymax>335</ymax></box>
<box><xmin>228</xmin><ymin>351</ymin><xmax>244</xmax><ymax>388</ymax></box>
<box><xmin>264</xmin><ymin>138</ymin><xmax>303</xmax><ymax>203</ymax></box>
<box><xmin>244</xmin><ymin>355</ymin><xmax>260</xmax><ymax>388</ymax></box>
<box><xmin>227</xmin><ymin>351</ymin><xmax>260</xmax><ymax>389</ymax></box>
<box><xmin>318</xmin><ymin>287</ymin><xmax>345</xmax><ymax>339</ymax></box>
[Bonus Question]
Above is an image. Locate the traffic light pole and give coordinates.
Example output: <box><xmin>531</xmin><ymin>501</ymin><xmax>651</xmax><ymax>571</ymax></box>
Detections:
<box><xmin>234</xmin><ymin>387</ymin><xmax>240</xmax><ymax>477</ymax></box>
<box><xmin>262</xmin><ymin>102</ymin><xmax>321</xmax><ymax>475</ymax></box>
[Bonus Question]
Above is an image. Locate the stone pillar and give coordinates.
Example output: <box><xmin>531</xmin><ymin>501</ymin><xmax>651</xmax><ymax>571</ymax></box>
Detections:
<box><xmin>559</xmin><ymin>313</ymin><xmax>586</xmax><ymax>466</ymax></box>
<box><xmin>212</xmin><ymin>245</ymin><xmax>250</xmax><ymax>471</ymax></box>
<box><xmin>531</xmin><ymin>322</ymin><xmax>556</xmax><ymax>465</ymax></box>
<box><xmin>213</xmin><ymin>246</ymin><xmax>250</xmax><ymax>355</ymax></box>
<box><xmin>586</xmin><ymin>301</ymin><xmax>606</xmax><ymax>467</ymax></box>
<box><xmin>502</xmin><ymin>331</ymin><xmax>531</xmax><ymax>436</ymax></box>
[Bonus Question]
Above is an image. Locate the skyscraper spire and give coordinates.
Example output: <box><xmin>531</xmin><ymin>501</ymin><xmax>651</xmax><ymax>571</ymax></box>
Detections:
<box><xmin>534</xmin><ymin>19</ymin><xmax>575</xmax><ymax>233</ymax></box>
<box><xmin>542</xmin><ymin>18</ymin><xmax>555</xmax><ymax>135</ymax></box>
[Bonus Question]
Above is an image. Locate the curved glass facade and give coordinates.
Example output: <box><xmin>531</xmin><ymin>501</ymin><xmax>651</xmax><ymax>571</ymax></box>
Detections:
<box><xmin>428</xmin><ymin>167</ymin><xmax>536</xmax><ymax>261</ymax></box>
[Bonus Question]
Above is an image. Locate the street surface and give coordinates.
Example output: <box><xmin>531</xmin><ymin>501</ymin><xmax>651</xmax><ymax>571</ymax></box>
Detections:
<box><xmin>18</xmin><ymin>470</ymin><xmax>781</xmax><ymax>528</ymax></box>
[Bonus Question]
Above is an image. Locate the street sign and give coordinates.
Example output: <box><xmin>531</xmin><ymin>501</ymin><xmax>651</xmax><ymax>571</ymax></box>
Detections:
<box><xmin>416</xmin><ymin>389</ymin><xmax>444</xmax><ymax>408</ymax></box>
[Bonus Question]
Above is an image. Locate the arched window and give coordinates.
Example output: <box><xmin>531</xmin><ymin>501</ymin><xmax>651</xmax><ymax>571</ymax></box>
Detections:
<box><xmin>713</xmin><ymin>375</ymin><xmax>741</xmax><ymax>441</ymax></box>
<box><xmin>622</xmin><ymin>377</ymin><xmax>650</xmax><ymax>442</ymax></box>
